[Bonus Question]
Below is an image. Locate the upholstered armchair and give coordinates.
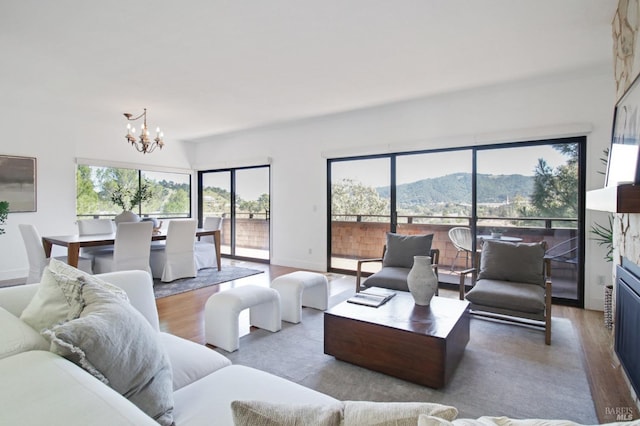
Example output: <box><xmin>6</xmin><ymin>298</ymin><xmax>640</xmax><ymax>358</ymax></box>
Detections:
<box><xmin>356</xmin><ymin>232</ymin><xmax>439</xmax><ymax>294</ymax></box>
<box><xmin>459</xmin><ymin>240</ymin><xmax>552</xmax><ymax>345</ymax></box>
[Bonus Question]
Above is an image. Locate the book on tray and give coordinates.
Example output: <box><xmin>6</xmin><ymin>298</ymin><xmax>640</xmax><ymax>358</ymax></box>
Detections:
<box><xmin>347</xmin><ymin>287</ymin><xmax>396</xmax><ymax>307</ymax></box>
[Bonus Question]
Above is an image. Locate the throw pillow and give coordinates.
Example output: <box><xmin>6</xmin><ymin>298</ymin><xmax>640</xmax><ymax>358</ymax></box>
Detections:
<box><xmin>477</xmin><ymin>240</ymin><xmax>546</xmax><ymax>286</ymax></box>
<box><xmin>43</xmin><ymin>276</ymin><xmax>174</xmax><ymax>426</ymax></box>
<box><xmin>382</xmin><ymin>233</ymin><xmax>434</xmax><ymax>269</ymax></box>
<box><xmin>20</xmin><ymin>259</ymin><xmax>127</xmax><ymax>333</ymax></box>
<box><xmin>230</xmin><ymin>401</ymin><xmax>459</xmax><ymax>426</ymax></box>
<box><xmin>417</xmin><ymin>414</ymin><xmax>607</xmax><ymax>426</ymax></box>
<box><xmin>48</xmin><ymin>258</ymin><xmax>128</xmax><ymax>299</ymax></box>
<box><xmin>231</xmin><ymin>400</ymin><xmax>343</xmax><ymax>426</ymax></box>
<box><xmin>0</xmin><ymin>307</ymin><xmax>49</xmax><ymax>360</ymax></box>
<box><xmin>343</xmin><ymin>401</ymin><xmax>458</xmax><ymax>425</ymax></box>
<box><xmin>20</xmin><ymin>266</ymin><xmax>85</xmax><ymax>332</ymax></box>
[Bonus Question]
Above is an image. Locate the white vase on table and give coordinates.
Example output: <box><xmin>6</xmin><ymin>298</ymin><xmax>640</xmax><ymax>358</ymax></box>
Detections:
<box><xmin>407</xmin><ymin>255</ymin><xmax>438</xmax><ymax>306</ymax></box>
<box><xmin>114</xmin><ymin>211</ymin><xmax>140</xmax><ymax>224</ymax></box>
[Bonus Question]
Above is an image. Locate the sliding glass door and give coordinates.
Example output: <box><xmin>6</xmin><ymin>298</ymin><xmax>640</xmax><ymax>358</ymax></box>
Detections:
<box><xmin>329</xmin><ymin>157</ymin><xmax>390</xmax><ymax>273</ymax></box>
<box><xmin>199</xmin><ymin>166</ymin><xmax>270</xmax><ymax>261</ymax></box>
<box><xmin>476</xmin><ymin>142</ymin><xmax>582</xmax><ymax>302</ymax></box>
<box><xmin>328</xmin><ymin>137</ymin><xmax>585</xmax><ymax>306</ymax></box>
<box><xmin>235</xmin><ymin>167</ymin><xmax>270</xmax><ymax>260</ymax></box>
<box><xmin>201</xmin><ymin>171</ymin><xmax>232</xmax><ymax>255</ymax></box>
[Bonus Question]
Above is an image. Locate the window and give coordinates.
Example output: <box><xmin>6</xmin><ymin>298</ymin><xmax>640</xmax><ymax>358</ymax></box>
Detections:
<box><xmin>76</xmin><ymin>164</ymin><xmax>191</xmax><ymax>220</ymax></box>
<box><xmin>328</xmin><ymin>137</ymin><xmax>585</xmax><ymax>307</ymax></box>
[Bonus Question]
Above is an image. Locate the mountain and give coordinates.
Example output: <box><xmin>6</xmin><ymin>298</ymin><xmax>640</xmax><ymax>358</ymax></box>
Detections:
<box><xmin>377</xmin><ymin>173</ymin><xmax>533</xmax><ymax>206</ymax></box>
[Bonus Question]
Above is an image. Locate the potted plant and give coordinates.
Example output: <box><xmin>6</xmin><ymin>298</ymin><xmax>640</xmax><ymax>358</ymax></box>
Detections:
<box><xmin>0</xmin><ymin>201</ymin><xmax>9</xmax><ymax>235</ymax></box>
<box><xmin>590</xmin><ymin>214</ymin><xmax>614</xmax><ymax>329</ymax></box>
<box><xmin>590</xmin><ymin>214</ymin><xmax>613</xmax><ymax>263</ymax></box>
<box><xmin>111</xmin><ymin>183</ymin><xmax>152</xmax><ymax>224</ymax></box>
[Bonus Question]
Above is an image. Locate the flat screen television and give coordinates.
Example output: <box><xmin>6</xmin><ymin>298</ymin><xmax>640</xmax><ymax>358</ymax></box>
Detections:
<box><xmin>607</xmin><ymin>73</ymin><xmax>640</xmax><ymax>187</ymax></box>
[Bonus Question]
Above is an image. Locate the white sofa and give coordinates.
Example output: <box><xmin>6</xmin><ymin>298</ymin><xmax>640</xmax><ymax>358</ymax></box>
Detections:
<box><xmin>1</xmin><ymin>268</ymin><xmax>636</xmax><ymax>426</ymax></box>
<box><xmin>0</xmin><ymin>270</ymin><xmax>338</xmax><ymax>426</ymax></box>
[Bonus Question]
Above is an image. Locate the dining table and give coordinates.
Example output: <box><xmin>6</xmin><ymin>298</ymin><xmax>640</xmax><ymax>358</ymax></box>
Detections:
<box><xmin>42</xmin><ymin>228</ymin><xmax>221</xmax><ymax>271</ymax></box>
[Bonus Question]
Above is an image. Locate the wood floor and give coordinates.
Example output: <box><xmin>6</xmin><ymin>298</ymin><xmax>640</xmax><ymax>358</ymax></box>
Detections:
<box><xmin>155</xmin><ymin>261</ymin><xmax>638</xmax><ymax>423</ymax></box>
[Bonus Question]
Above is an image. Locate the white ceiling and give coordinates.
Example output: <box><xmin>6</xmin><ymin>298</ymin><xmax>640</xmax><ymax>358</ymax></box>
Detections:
<box><xmin>0</xmin><ymin>0</ymin><xmax>618</xmax><ymax>143</ymax></box>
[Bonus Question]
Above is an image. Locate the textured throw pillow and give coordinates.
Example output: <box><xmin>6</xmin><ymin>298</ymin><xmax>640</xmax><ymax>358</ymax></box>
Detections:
<box><xmin>20</xmin><ymin>258</ymin><xmax>127</xmax><ymax>333</ymax></box>
<box><xmin>43</xmin><ymin>276</ymin><xmax>174</xmax><ymax>426</ymax></box>
<box><xmin>418</xmin><ymin>415</ymin><xmax>489</xmax><ymax>425</ymax></box>
<box><xmin>231</xmin><ymin>400</ymin><xmax>343</xmax><ymax>426</ymax></box>
<box><xmin>343</xmin><ymin>401</ymin><xmax>458</xmax><ymax>425</ymax></box>
<box><xmin>417</xmin><ymin>415</ymin><xmax>605</xmax><ymax>426</ymax></box>
<box><xmin>477</xmin><ymin>240</ymin><xmax>546</xmax><ymax>286</ymax></box>
<box><xmin>382</xmin><ymin>233</ymin><xmax>434</xmax><ymax>268</ymax></box>
<box><xmin>230</xmin><ymin>401</ymin><xmax>458</xmax><ymax>426</ymax></box>
<box><xmin>48</xmin><ymin>258</ymin><xmax>127</xmax><ymax>298</ymax></box>
<box><xmin>20</xmin><ymin>266</ymin><xmax>85</xmax><ymax>332</ymax></box>
<box><xmin>0</xmin><ymin>307</ymin><xmax>49</xmax><ymax>359</ymax></box>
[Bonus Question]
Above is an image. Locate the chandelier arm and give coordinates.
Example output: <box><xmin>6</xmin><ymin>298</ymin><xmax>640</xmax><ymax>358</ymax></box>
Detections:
<box><xmin>123</xmin><ymin>108</ymin><xmax>147</xmax><ymax>122</ymax></box>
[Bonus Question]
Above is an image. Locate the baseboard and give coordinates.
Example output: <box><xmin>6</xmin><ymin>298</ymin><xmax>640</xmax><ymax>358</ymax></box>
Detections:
<box><xmin>269</xmin><ymin>256</ymin><xmax>326</xmax><ymax>272</ymax></box>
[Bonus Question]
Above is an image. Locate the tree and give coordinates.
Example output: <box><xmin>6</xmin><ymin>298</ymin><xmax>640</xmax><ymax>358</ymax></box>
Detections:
<box><xmin>526</xmin><ymin>144</ymin><xmax>578</xmax><ymax>218</ymax></box>
<box><xmin>331</xmin><ymin>178</ymin><xmax>389</xmax><ymax>219</ymax></box>
<box><xmin>76</xmin><ymin>165</ymin><xmax>101</xmax><ymax>215</ymax></box>
<box><xmin>163</xmin><ymin>190</ymin><xmax>189</xmax><ymax>214</ymax></box>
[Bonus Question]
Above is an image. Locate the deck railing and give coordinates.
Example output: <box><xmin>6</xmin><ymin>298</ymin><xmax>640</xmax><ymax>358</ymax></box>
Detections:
<box><xmin>331</xmin><ymin>214</ymin><xmax>578</xmax><ymax>274</ymax></box>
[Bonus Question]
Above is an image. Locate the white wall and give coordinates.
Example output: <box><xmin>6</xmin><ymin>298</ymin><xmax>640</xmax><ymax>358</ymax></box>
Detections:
<box><xmin>190</xmin><ymin>66</ymin><xmax>615</xmax><ymax>310</ymax></box>
<box><xmin>0</xmin><ymin>65</ymin><xmax>616</xmax><ymax>310</ymax></box>
<box><xmin>0</xmin><ymin>102</ymin><xmax>192</xmax><ymax>281</ymax></box>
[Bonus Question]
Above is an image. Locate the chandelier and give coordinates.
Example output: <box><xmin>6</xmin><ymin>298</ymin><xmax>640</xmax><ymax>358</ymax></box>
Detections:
<box><xmin>124</xmin><ymin>108</ymin><xmax>164</xmax><ymax>154</ymax></box>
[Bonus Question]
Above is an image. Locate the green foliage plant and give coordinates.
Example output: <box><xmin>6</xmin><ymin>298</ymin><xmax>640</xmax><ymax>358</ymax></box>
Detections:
<box><xmin>0</xmin><ymin>201</ymin><xmax>8</xmax><ymax>235</ymax></box>
<box><xmin>110</xmin><ymin>182</ymin><xmax>152</xmax><ymax>211</ymax></box>
<box><xmin>590</xmin><ymin>214</ymin><xmax>613</xmax><ymax>263</ymax></box>
<box><xmin>589</xmin><ymin>147</ymin><xmax>613</xmax><ymax>263</ymax></box>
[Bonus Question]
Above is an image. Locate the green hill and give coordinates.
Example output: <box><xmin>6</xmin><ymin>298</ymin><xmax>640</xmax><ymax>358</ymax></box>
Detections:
<box><xmin>377</xmin><ymin>173</ymin><xmax>533</xmax><ymax>206</ymax></box>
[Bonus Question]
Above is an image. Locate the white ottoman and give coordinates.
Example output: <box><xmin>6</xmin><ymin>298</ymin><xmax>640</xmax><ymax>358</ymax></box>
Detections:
<box><xmin>270</xmin><ymin>271</ymin><xmax>329</xmax><ymax>323</ymax></box>
<box><xmin>204</xmin><ymin>285</ymin><xmax>281</xmax><ymax>352</ymax></box>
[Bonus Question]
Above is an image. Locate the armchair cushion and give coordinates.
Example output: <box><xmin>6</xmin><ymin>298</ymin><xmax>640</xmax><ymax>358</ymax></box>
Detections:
<box><xmin>363</xmin><ymin>267</ymin><xmax>412</xmax><ymax>292</ymax></box>
<box><xmin>382</xmin><ymin>233</ymin><xmax>433</xmax><ymax>269</ymax></box>
<box><xmin>465</xmin><ymin>279</ymin><xmax>546</xmax><ymax>315</ymax></box>
<box><xmin>477</xmin><ymin>241</ymin><xmax>546</xmax><ymax>286</ymax></box>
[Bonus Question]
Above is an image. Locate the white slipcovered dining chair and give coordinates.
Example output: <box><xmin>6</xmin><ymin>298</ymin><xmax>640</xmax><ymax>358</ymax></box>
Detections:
<box><xmin>150</xmin><ymin>219</ymin><xmax>198</xmax><ymax>282</ymax></box>
<box><xmin>19</xmin><ymin>224</ymin><xmax>93</xmax><ymax>284</ymax></box>
<box><xmin>77</xmin><ymin>218</ymin><xmax>115</xmax><ymax>235</ymax></box>
<box><xmin>93</xmin><ymin>221</ymin><xmax>153</xmax><ymax>275</ymax></box>
<box><xmin>195</xmin><ymin>216</ymin><xmax>223</xmax><ymax>270</ymax></box>
<box><xmin>77</xmin><ymin>218</ymin><xmax>116</xmax><ymax>258</ymax></box>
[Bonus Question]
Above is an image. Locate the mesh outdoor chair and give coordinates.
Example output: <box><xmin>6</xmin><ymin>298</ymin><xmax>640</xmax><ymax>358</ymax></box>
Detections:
<box><xmin>448</xmin><ymin>227</ymin><xmax>473</xmax><ymax>271</ymax></box>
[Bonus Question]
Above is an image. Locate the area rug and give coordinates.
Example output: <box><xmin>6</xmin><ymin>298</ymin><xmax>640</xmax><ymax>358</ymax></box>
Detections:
<box><xmin>217</xmin><ymin>295</ymin><xmax>597</xmax><ymax>424</ymax></box>
<box><xmin>153</xmin><ymin>266</ymin><xmax>263</xmax><ymax>299</ymax></box>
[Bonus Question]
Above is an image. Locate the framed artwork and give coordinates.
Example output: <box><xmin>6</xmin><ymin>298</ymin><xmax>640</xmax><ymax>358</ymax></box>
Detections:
<box><xmin>0</xmin><ymin>155</ymin><xmax>37</xmax><ymax>212</ymax></box>
<box><xmin>607</xmin><ymin>72</ymin><xmax>640</xmax><ymax>187</ymax></box>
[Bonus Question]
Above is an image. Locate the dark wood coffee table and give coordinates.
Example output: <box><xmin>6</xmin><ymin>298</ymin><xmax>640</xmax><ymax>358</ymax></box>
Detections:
<box><xmin>324</xmin><ymin>292</ymin><xmax>470</xmax><ymax>388</ymax></box>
